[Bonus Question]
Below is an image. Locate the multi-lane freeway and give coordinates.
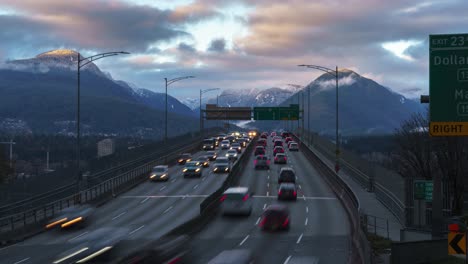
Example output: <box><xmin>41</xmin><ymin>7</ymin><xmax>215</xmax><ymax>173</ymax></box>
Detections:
<box><xmin>0</xmin><ymin>133</ymin><xmax>351</xmax><ymax>264</ymax></box>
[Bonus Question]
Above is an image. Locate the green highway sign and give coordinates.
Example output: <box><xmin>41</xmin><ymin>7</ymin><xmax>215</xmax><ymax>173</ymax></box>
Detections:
<box><xmin>430</xmin><ymin>33</ymin><xmax>468</xmax><ymax>136</ymax></box>
<box><xmin>414</xmin><ymin>180</ymin><xmax>433</xmax><ymax>201</ymax></box>
<box><xmin>253</xmin><ymin>104</ymin><xmax>299</xmax><ymax>120</ymax></box>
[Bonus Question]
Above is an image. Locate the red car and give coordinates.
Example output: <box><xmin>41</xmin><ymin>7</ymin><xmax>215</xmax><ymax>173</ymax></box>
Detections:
<box><xmin>273</xmin><ymin>140</ymin><xmax>283</xmax><ymax>148</ymax></box>
<box><xmin>259</xmin><ymin>204</ymin><xmax>290</xmax><ymax>231</ymax></box>
<box><xmin>273</xmin><ymin>146</ymin><xmax>285</xmax><ymax>156</ymax></box>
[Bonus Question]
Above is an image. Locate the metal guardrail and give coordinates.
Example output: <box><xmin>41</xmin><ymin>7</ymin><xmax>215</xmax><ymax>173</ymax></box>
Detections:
<box><xmin>0</xmin><ymin>130</ymin><xmax>222</xmax><ymax>217</ymax></box>
<box><xmin>293</xmin><ymin>133</ymin><xmax>372</xmax><ymax>264</ymax></box>
<box><xmin>0</xmin><ymin>137</ymin><xmax>207</xmax><ymax>243</ymax></box>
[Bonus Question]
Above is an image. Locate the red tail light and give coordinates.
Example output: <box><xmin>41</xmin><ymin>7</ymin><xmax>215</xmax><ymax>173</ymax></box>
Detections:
<box><xmin>259</xmin><ymin>217</ymin><xmax>266</xmax><ymax>227</ymax></box>
<box><xmin>168</xmin><ymin>257</ymin><xmax>182</xmax><ymax>264</ymax></box>
<box><xmin>282</xmin><ymin>217</ymin><xmax>289</xmax><ymax>227</ymax></box>
<box><xmin>293</xmin><ymin>191</ymin><xmax>297</xmax><ymax>196</ymax></box>
<box><xmin>220</xmin><ymin>195</ymin><xmax>226</xmax><ymax>202</ymax></box>
<box><xmin>274</xmin><ymin>157</ymin><xmax>278</xmax><ymax>161</ymax></box>
<box><xmin>267</xmin><ymin>160</ymin><xmax>270</xmax><ymax>165</ymax></box>
<box><xmin>254</xmin><ymin>160</ymin><xmax>257</xmax><ymax>165</ymax></box>
<box><xmin>278</xmin><ymin>190</ymin><xmax>282</xmax><ymax>195</ymax></box>
<box><xmin>242</xmin><ymin>194</ymin><xmax>249</xmax><ymax>201</ymax></box>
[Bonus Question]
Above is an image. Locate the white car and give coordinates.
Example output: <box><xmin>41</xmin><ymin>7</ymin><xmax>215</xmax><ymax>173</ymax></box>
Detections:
<box><xmin>220</xmin><ymin>140</ymin><xmax>231</xmax><ymax>149</ymax></box>
<box><xmin>220</xmin><ymin>187</ymin><xmax>253</xmax><ymax>216</ymax></box>
<box><xmin>149</xmin><ymin>165</ymin><xmax>169</xmax><ymax>181</ymax></box>
<box><xmin>288</xmin><ymin>142</ymin><xmax>299</xmax><ymax>151</ymax></box>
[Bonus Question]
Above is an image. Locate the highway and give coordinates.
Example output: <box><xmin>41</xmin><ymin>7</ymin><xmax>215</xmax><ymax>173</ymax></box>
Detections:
<box><xmin>189</xmin><ymin>136</ymin><xmax>350</xmax><ymax>264</ymax></box>
<box><xmin>0</xmin><ymin>144</ymin><xmax>237</xmax><ymax>264</ymax></box>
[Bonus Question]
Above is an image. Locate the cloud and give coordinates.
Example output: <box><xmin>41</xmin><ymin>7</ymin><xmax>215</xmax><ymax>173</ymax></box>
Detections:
<box><xmin>178</xmin><ymin>42</ymin><xmax>196</xmax><ymax>52</ymax></box>
<box><xmin>208</xmin><ymin>38</ymin><xmax>226</xmax><ymax>52</ymax></box>
<box><xmin>316</xmin><ymin>75</ymin><xmax>357</xmax><ymax>91</ymax></box>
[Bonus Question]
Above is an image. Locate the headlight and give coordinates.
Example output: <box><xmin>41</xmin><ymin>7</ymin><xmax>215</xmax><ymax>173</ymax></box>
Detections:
<box><xmin>183</xmin><ymin>169</ymin><xmax>188</xmax><ymax>172</ymax></box>
<box><xmin>214</xmin><ymin>167</ymin><xmax>218</xmax><ymax>171</ymax></box>
<box><xmin>204</xmin><ymin>162</ymin><xmax>208</xmax><ymax>166</ymax></box>
<box><xmin>226</xmin><ymin>154</ymin><xmax>229</xmax><ymax>157</ymax></box>
<box><xmin>160</xmin><ymin>174</ymin><xmax>167</xmax><ymax>178</ymax></box>
<box><xmin>213</xmin><ymin>155</ymin><xmax>217</xmax><ymax>158</ymax></box>
<box><xmin>234</xmin><ymin>154</ymin><xmax>237</xmax><ymax>157</ymax></box>
<box><xmin>150</xmin><ymin>174</ymin><xmax>156</xmax><ymax>179</ymax></box>
<box><xmin>225</xmin><ymin>168</ymin><xmax>229</xmax><ymax>171</ymax></box>
<box><xmin>187</xmin><ymin>159</ymin><xmax>191</xmax><ymax>162</ymax></box>
<box><xmin>178</xmin><ymin>159</ymin><xmax>183</xmax><ymax>162</ymax></box>
<box><xmin>196</xmin><ymin>168</ymin><xmax>201</xmax><ymax>172</ymax></box>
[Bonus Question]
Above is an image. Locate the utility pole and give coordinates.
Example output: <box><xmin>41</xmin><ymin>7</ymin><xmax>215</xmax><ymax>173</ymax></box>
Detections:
<box><xmin>0</xmin><ymin>140</ymin><xmax>16</xmax><ymax>168</ymax></box>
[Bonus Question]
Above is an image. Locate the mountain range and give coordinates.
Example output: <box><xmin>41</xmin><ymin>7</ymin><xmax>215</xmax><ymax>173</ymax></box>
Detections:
<box><xmin>0</xmin><ymin>49</ymin><xmax>199</xmax><ymax>138</ymax></box>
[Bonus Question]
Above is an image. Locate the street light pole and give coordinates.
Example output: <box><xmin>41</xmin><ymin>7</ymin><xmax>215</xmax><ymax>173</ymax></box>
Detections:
<box><xmin>164</xmin><ymin>76</ymin><xmax>195</xmax><ymax>145</ymax></box>
<box><xmin>298</xmin><ymin>64</ymin><xmax>340</xmax><ymax>173</ymax></box>
<box><xmin>200</xmin><ymin>88</ymin><xmax>220</xmax><ymax>138</ymax></box>
<box><xmin>76</xmin><ymin>51</ymin><xmax>129</xmax><ymax>193</ymax></box>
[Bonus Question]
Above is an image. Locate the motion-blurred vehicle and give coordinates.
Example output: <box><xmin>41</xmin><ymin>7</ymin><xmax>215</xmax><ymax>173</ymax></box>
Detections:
<box><xmin>220</xmin><ymin>140</ymin><xmax>231</xmax><ymax>149</ymax></box>
<box><xmin>274</xmin><ymin>153</ymin><xmax>287</xmax><ymax>164</ymax></box>
<box><xmin>254</xmin><ymin>155</ymin><xmax>270</xmax><ymax>170</ymax></box>
<box><xmin>207</xmin><ymin>249</ymin><xmax>254</xmax><ymax>264</ymax></box>
<box><xmin>194</xmin><ymin>157</ymin><xmax>210</xmax><ymax>168</ymax></box>
<box><xmin>213</xmin><ymin>157</ymin><xmax>230</xmax><ymax>173</ymax></box>
<box><xmin>230</xmin><ymin>142</ymin><xmax>242</xmax><ymax>153</ymax></box>
<box><xmin>288</xmin><ymin>142</ymin><xmax>299</xmax><ymax>151</ymax></box>
<box><xmin>203</xmin><ymin>138</ymin><xmax>216</xmax><ymax>150</ymax></box>
<box><xmin>46</xmin><ymin>205</ymin><xmax>94</xmax><ymax>230</ymax></box>
<box><xmin>226</xmin><ymin>149</ymin><xmax>238</xmax><ymax>161</ymax></box>
<box><xmin>116</xmin><ymin>235</ymin><xmax>191</xmax><ymax>264</ymax></box>
<box><xmin>178</xmin><ymin>153</ymin><xmax>192</xmax><ymax>165</ymax></box>
<box><xmin>52</xmin><ymin>227</ymin><xmax>128</xmax><ymax>263</ymax></box>
<box><xmin>273</xmin><ymin>146</ymin><xmax>285</xmax><ymax>156</ymax></box>
<box><xmin>273</xmin><ymin>140</ymin><xmax>283</xmax><ymax>148</ymax></box>
<box><xmin>220</xmin><ymin>187</ymin><xmax>253</xmax><ymax>216</ymax></box>
<box><xmin>206</xmin><ymin>150</ymin><xmax>217</xmax><ymax>161</ymax></box>
<box><xmin>149</xmin><ymin>165</ymin><xmax>169</xmax><ymax>181</ymax></box>
<box><xmin>278</xmin><ymin>167</ymin><xmax>296</xmax><ymax>184</ymax></box>
<box><xmin>277</xmin><ymin>183</ymin><xmax>297</xmax><ymax>201</ymax></box>
<box><xmin>183</xmin><ymin>161</ymin><xmax>203</xmax><ymax>178</ymax></box>
<box><xmin>254</xmin><ymin>146</ymin><xmax>266</xmax><ymax>156</ymax></box>
<box><xmin>259</xmin><ymin>204</ymin><xmax>290</xmax><ymax>231</ymax></box>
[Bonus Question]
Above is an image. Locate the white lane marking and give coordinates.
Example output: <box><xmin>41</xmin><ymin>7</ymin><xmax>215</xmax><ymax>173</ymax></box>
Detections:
<box><xmin>267</xmin><ymin>175</ymin><xmax>270</xmax><ymax>179</ymax></box>
<box><xmin>296</xmin><ymin>233</ymin><xmax>303</xmax><ymax>244</ymax></box>
<box><xmin>129</xmin><ymin>225</ymin><xmax>145</xmax><ymax>235</ymax></box>
<box><xmin>202</xmin><ymin>177</ymin><xmax>206</xmax><ymax>181</ymax></box>
<box><xmin>193</xmin><ymin>184</ymin><xmax>199</xmax><ymax>189</ymax></box>
<box><xmin>239</xmin><ymin>235</ymin><xmax>250</xmax><ymax>246</ymax></box>
<box><xmin>267</xmin><ymin>183</ymin><xmax>269</xmax><ymax>188</ymax></box>
<box><xmin>163</xmin><ymin>206</ymin><xmax>173</xmax><ymax>214</ymax></box>
<box><xmin>112</xmin><ymin>212</ymin><xmax>127</xmax><ymax>220</ymax></box>
<box><xmin>266</xmin><ymin>191</ymin><xmax>269</xmax><ymax>197</ymax></box>
<box><xmin>299</xmin><ymin>185</ymin><xmax>302</xmax><ymax>189</ymax></box>
<box><xmin>122</xmin><ymin>195</ymin><xmax>208</xmax><ymax>198</ymax></box>
<box><xmin>140</xmin><ymin>197</ymin><xmax>150</xmax><ymax>204</ymax></box>
<box><xmin>305</xmin><ymin>218</ymin><xmax>308</xmax><ymax>226</ymax></box>
<box><xmin>0</xmin><ymin>244</ymin><xmax>15</xmax><ymax>251</ymax></box>
<box><xmin>13</xmin><ymin>258</ymin><xmax>30</xmax><ymax>264</ymax></box>
<box><xmin>303</xmin><ymin>195</ymin><xmax>306</xmax><ymax>201</ymax></box>
<box><xmin>68</xmin><ymin>231</ymin><xmax>89</xmax><ymax>242</ymax></box>
<box><xmin>160</xmin><ymin>186</ymin><xmax>167</xmax><ymax>191</ymax></box>
<box><xmin>171</xmin><ymin>179</ymin><xmax>176</xmax><ymax>183</ymax></box>
<box><xmin>306</xmin><ymin>207</ymin><xmax>309</xmax><ymax>213</ymax></box>
<box><xmin>263</xmin><ymin>204</ymin><xmax>267</xmax><ymax>210</ymax></box>
<box><xmin>284</xmin><ymin>256</ymin><xmax>292</xmax><ymax>264</ymax></box>
<box><xmin>255</xmin><ymin>217</ymin><xmax>261</xmax><ymax>225</ymax></box>
<box><xmin>252</xmin><ymin>196</ymin><xmax>337</xmax><ymax>200</ymax></box>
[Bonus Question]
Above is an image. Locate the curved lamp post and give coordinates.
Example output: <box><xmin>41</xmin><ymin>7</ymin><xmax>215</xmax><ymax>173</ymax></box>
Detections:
<box><xmin>76</xmin><ymin>51</ymin><xmax>130</xmax><ymax>191</ymax></box>
<box><xmin>164</xmin><ymin>76</ymin><xmax>195</xmax><ymax>145</ymax></box>
<box><xmin>298</xmin><ymin>64</ymin><xmax>340</xmax><ymax>173</ymax></box>
<box><xmin>200</xmin><ymin>88</ymin><xmax>221</xmax><ymax>137</ymax></box>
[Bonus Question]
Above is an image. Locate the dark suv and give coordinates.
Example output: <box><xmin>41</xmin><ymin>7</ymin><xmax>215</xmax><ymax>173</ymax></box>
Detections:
<box><xmin>254</xmin><ymin>155</ymin><xmax>270</xmax><ymax>170</ymax></box>
<box><xmin>254</xmin><ymin>146</ymin><xmax>266</xmax><ymax>156</ymax></box>
<box><xmin>278</xmin><ymin>167</ymin><xmax>296</xmax><ymax>184</ymax></box>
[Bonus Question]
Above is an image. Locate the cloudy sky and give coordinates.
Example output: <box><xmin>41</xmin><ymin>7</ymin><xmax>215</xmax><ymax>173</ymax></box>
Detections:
<box><xmin>0</xmin><ymin>0</ymin><xmax>467</xmax><ymax>101</ymax></box>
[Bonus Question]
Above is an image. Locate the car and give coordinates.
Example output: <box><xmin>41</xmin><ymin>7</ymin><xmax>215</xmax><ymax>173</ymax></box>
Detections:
<box><xmin>194</xmin><ymin>157</ymin><xmax>210</xmax><ymax>168</ymax></box>
<box><xmin>213</xmin><ymin>157</ymin><xmax>230</xmax><ymax>173</ymax></box>
<box><xmin>203</xmin><ymin>138</ymin><xmax>216</xmax><ymax>150</ymax></box>
<box><xmin>278</xmin><ymin>167</ymin><xmax>296</xmax><ymax>184</ymax></box>
<box><xmin>242</xmin><ymin>136</ymin><xmax>250</xmax><ymax>143</ymax></box>
<box><xmin>230</xmin><ymin>142</ymin><xmax>242</xmax><ymax>153</ymax></box>
<box><xmin>259</xmin><ymin>204</ymin><xmax>290</xmax><ymax>231</ymax></box>
<box><xmin>207</xmin><ymin>249</ymin><xmax>254</xmax><ymax>264</ymax></box>
<box><xmin>281</xmin><ymin>132</ymin><xmax>290</xmax><ymax>138</ymax></box>
<box><xmin>236</xmin><ymin>138</ymin><xmax>247</xmax><ymax>148</ymax></box>
<box><xmin>226</xmin><ymin>149</ymin><xmax>238</xmax><ymax>161</ymax></box>
<box><xmin>116</xmin><ymin>235</ymin><xmax>190</xmax><ymax>264</ymax></box>
<box><xmin>220</xmin><ymin>187</ymin><xmax>253</xmax><ymax>216</ymax></box>
<box><xmin>206</xmin><ymin>150</ymin><xmax>217</xmax><ymax>161</ymax></box>
<box><xmin>254</xmin><ymin>146</ymin><xmax>266</xmax><ymax>156</ymax></box>
<box><xmin>285</xmin><ymin>137</ymin><xmax>293</xmax><ymax>144</ymax></box>
<box><xmin>260</xmin><ymin>133</ymin><xmax>268</xmax><ymax>139</ymax></box>
<box><xmin>287</xmin><ymin>140</ymin><xmax>296</xmax><ymax>148</ymax></box>
<box><xmin>45</xmin><ymin>205</ymin><xmax>94</xmax><ymax>230</ymax></box>
<box><xmin>257</xmin><ymin>138</ymin><xmax>267</xmax><ymax>147</ymax></box>
<box><xmin>273</xmin><ymin>146</ymin><xmax>285</xmax><ymax>156</ymax></box>
<box><xmin>277</xmin><ymin>183</ymin><xmax>297</xmax><ymax>200</ymax></box>
<box><xmin>149</xmin><ymin>165</ymin><xmax>169</xmax><ymax>181</ymax></box>
<box><xmin>183</xmin><ymin>161</ymin><xmax>203</xmax><ymax>178</ymax></box>
<box><xmin>226</xmin><ymin>135</ymin><xmax>236</xmax><ymax>143</ymax></box>
<box><xmin>270</xmin><ymin>132</ymin><xmax>277</xmax><ymax>137</ymax></box>
<box><xmin>178</xmin><ymin>153</ymin><xmax>192</xmax><ymax>165</ymax></box>
<box><xmin>273</xmin><ymin>140</ymin><xmax>283</xmax><ymax>147</ymax></box>
<box><xmin>274</xmin><ymin>153</ymin><xmax>287</xmax><ymax>164</ymax></box>
<box><xmin>254</xmin><ymin>155</ymin><xmax>270</xmax><ymax>170</ymax></box>
<box><xmin>289</xmin><ymin>142</ymin><xmax>299</xmax><ymax>151</ymax></box>
<box><xmin>220</xmin><ymin>140</ymin><xmax>231</xmax><ymax>149</ymax></box>
<box><xmin>272</xmin><ymin>136</ymin><xmax>282</xmax><ymax>143</ymax></box>
<box><xmin>248</xmin><ymin>131</ymin><xmax>257</xmax><ymax>138</ymax></box>
<box><xmin>216</xmin><ymin>134</ymin><xmax>226</xmax><ymax>141</ymax></box>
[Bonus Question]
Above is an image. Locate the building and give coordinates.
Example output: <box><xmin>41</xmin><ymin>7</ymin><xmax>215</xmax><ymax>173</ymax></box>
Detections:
<box><xmin>97</xmin><ymin>139</ymin><xmax>115</xmax><ymax>158</ymax></box>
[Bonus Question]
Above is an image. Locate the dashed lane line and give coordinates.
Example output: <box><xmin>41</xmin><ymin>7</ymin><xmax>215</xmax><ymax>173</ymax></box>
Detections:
<box><xmin>239</xmin><ymin>235</ymin><xmax>250</xmax><ymax>246</ymax></box>
<box><xmin>68</xmin><ymin>231</ymin><xmax>89</xmax><ymax>242</ymax></box>
<box><xmin>13</xmin><ymin>258</ymin><xmax>30</xmax><ymax>264</ymax></box>
<box><xmin>163</xmin><ymin>206</ymin><xmax>173</xmax><ymax>214</ymax></box>
<box><xmin>283</xmin><ymin>256</ymin><xmax>292</xmax><ymax>264</ymax></box>
<box><xmin>112</xmin><ymin>212</ymin><xmax>127</xmax><ymax>220</ymax></box>
<box><xmin>305</xmin><ymin>218</ymin><xmax>308</xmax><ymax>226</ymax></box>
<box><xmin>255</xmin><ymin>217</ymin><xmax>261</xmax><ymax>225</ymax></box>
<box><xmin>140</xmin><ymin>197</ymin><xmax>150</xmax><ymax>204</ymax></box>
<box><xmin>129</xmin><ymin>225</ymin><xmax>145</xmax><ymax>235</ymax></box>
<box><xmin>296</xmin><ymin>233</ymin><xmax>303</xmax><ymax>244</ymax></box>
<box><xmin>160</xmin><ymin>186</ymin><xmax>167</xmax><ymax>191</ymax></box>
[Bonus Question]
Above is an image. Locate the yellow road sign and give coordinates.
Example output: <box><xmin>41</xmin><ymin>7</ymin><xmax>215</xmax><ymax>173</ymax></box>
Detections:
<box><xmin>430</xmin><ymin>122</ymin><xmax>468</xmax><ymax>136</ymax></box>
<box><xmin>448</xmin><ymin>232</ymin><xmax>466</xmax><ymax>255</ymax></box>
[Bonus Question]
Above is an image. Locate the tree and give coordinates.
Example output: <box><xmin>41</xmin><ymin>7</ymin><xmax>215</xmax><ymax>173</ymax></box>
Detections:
<box><xmin>0</xmin><ymin>150</ymin><xmax>11</xmax><ymax>183</ymax></box>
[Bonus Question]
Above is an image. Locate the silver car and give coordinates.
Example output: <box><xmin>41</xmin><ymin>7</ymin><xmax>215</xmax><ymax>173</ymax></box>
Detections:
<box><xmin>149</xmin><ymin>165</ymin><xmax>169</xmax><ymax>181</ymax></box>
<box><xmin>220</xmin><ymin>187</ymin><xmax>253</xmax><ymax>216</ymax></box>
<box><xmin>226</xmin><ymin>149</ymin><xmax>238</xmax><ymax>161</ymax></box>
<box><xmin>220</xmin><ymin>140</ymin><xmax>231</xmax><ymax>149</ymax></box>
